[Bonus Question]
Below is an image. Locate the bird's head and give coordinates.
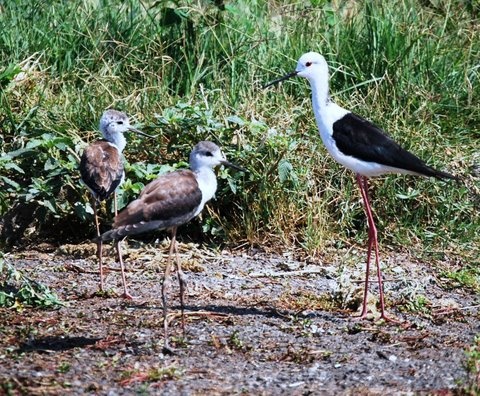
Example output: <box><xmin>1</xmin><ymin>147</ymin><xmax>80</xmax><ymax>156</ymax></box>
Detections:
<box><xmin>295</xmin><ymin>52</ymin><xmax>329</xmax><ymax>81</ymax></box>
<box><xmin>263</xmin><ymin>51</ymin><xmax>329</xmax><ymax>88</ymax></box>
<box><xmin>99</xmin><ymin>109</ymin><xmax>151</xmax><ymax>139</ymax></box>
<box><xmin>190</xmin><ymin>141</ymin><xmax>246</xmax><ymax>172</ymax></box>
<box><xmin>100</xmin><ymin>110</ymin><xmax>133</xmax><ymax>136</ymax></box>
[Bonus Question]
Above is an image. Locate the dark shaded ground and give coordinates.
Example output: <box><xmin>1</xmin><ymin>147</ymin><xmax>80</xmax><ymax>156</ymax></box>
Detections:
<box><xmin>0</xmin><ymin>242</ymin><xmax>478</xmax><ymax>395</ymax></box>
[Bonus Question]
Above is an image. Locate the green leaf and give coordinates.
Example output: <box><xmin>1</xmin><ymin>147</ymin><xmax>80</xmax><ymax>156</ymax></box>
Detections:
<box><xmin>0</xmin><ymin>64</ymin><xmax>21</xmax><ymax>87</ymax></box>
<box><xmin>278</xmin><ymin>159</ymin><xmax>293</xmax><ymax>183</ymax></box>
<box><xmin>6</xmin><ymin>147</ymin><xmax>36</xmax><ymax>158</ymax></box>
<box><xmin>3</xmin><ymin>161</ymin><xmax>25</xmax><ymax>173</ymax></box>
<box><xmin>40</xmin><ymin>199</ymin><xmax>57</xmax><ymax>214</ymax></box>
<box><xmin>0</xmin><ymin>176</ymin><xmax>20</xmax><ymax>189</ymax></box>
<box><xmin>227</xmin><ymin>115</ymin><xmax>245</xmax><ymax>126</ymax></box>
<box><xmin>228</xmin><ymin>178</ymin><xmax>237</xmax><ymax>194</ymax></box>
<box><xmin>44</xmin><ymin>158</ymin><xmax>58</xmax><ymax>171</ymax></box>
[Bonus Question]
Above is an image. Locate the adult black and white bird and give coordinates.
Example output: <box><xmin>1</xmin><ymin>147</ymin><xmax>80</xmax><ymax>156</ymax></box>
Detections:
<box><xmin>80</xmin><ymin>109</ymin><xmax>150</xmax><ymax>298</ymax></box>
<box><xmin>264</xmin><ymin>52</ymin><xmax>456</xmax><ymax>321</ymax></box>
<box><xmin>96</xmin><ymin>141</ymin><xmax>245</xmax><ymax>352</ymax></box>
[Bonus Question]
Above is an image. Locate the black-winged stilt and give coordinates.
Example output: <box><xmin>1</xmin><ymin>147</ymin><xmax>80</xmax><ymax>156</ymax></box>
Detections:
<box><xmin>80</xmin><ymin>109</ymin><xmax>150</xmax><ymax>298</ymax></box>
<box><xmin>264</xmin><ymin>52</ymin><xmax>456</xmax><ymax>321</ymax></box>
<box><xmin>97</xmin><ymin>140</ymin><xmax>245</xmax><ymax>353</ymax></box>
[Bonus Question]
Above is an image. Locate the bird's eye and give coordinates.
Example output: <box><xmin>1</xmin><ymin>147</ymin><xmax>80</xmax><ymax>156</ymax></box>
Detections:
<box><xmin>306</xmin><ymin>61</ymin><xmax>312</xmax><ymax>67</ymax></box>
<box><xmin>116</xmin><ymin>120</ymin><xmax>124</xmax><ymax>125</ymax></box>
<box><xmin>204</xmin><ymin>151</ymin><xmax>213</xmax><ymax>157</ymax></box>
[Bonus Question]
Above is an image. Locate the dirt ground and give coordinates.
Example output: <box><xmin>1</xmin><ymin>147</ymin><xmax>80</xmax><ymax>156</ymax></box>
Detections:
<box><xmin>0</xmin><ymin>241</ymin><xmax>478</xmax><ymax>395</ymax></box>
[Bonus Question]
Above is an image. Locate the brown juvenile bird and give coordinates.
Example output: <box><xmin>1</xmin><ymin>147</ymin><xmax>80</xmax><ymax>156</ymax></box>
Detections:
<box><xmin>80</xmin><ymin>109</ymin><xmax>149</xmax><ymax>298</ymax></box>
<box><xmin>97</xmin><ymin>141</ymin><xmax>245</xmax><ymax>353</ymax></box>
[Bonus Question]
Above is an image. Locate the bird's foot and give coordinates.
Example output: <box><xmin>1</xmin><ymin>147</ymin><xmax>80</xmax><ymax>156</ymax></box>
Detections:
<box><xmin>162</xmin><ymin>343</ymin><xmax>175</xmax><ymax>355</ymax></box>
<box><xmin>180</xmin><ymin>314</ymin><xmax>186</xmax><ymax>337</ymax></box>
<box><xmin>351</xmin><ymin>309</ymin><xmax>371</xmax><ymax>321</ymax></box>
<box><xmin>93</xmin><ymin>288</ymin><xmax>116</xmax><ymax>298</ymax></box>
<box><xmin>376</xmin><ymin>313</ymin><xmax>403</xmax><ymax>325</ymax></box>
<box><xmin>351</xmin><ymin>312</ymin><xmax>405</xmax><ymax>328</ymax></box>
<box><xmin>121</xmin><ymin>291</ymin><xmax>135</xmax><ymax>300</ymax></box>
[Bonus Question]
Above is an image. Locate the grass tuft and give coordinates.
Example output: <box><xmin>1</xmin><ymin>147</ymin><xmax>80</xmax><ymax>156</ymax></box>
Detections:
<box><xmin>0</xmin><ymin>254</ymin><xmax>64</xmax><ymax>309</ymax></box>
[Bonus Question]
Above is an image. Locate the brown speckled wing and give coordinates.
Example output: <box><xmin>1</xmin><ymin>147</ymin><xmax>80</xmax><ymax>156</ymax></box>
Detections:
<box><xmin>80</xmin><ymin>140</ymin><xmax>124</xmax><ymax>201</ymax></box>
<box><xmin>113</xmin><ymin>170</ymin><xmax>202</xmax><ymax>229</ymax></box>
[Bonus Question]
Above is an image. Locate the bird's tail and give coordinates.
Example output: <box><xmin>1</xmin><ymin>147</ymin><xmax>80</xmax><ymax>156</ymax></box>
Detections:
<box><xmin>418</xmin><ymin>161</ymin><xmax>458</xmax><ymax>181</ymax></box>
<box><xmin>430</xmin><ymin>167</ymin><xmax>458</xmax><ymax>181</ymax></box>
<box><xmin>93</xmin><ymin>219</ymin><xmax>173</xmax><ymax>242</ymax></box>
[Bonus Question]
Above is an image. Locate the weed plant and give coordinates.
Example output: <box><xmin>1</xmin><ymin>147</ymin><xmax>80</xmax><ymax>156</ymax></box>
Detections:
<box><xmin>464</xmin><ymin>335</ymin><xmax>480</xmax><ymax>393</ymax></box>
<box><xmin>0</xmin><ymin>253</ymin><xmax>64</xmax><ymax>309</ymax></box>
<box><xmin>0</xmin><ymin>1</ymin><xmax>478</xmax><ymax>275</ymax></box>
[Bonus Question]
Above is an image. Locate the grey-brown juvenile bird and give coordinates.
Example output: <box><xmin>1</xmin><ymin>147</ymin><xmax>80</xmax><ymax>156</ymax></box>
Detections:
<box><xmin>97</xmin><ymin>141</ymin><xmax>245</xmax><ymax>353</ymax></box>
<box><xmin>80</xmin><ymin>109</ymin><xmax>149</xmax><ymax>298</ymax></box>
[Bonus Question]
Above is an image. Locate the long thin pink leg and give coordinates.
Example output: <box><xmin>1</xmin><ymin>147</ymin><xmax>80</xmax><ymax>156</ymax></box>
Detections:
<box><xmin>113</xmin><ymin>191</ymin><xmax>118</xmax><ymax>216</ymax></box>
<box><xmin>173</xmin><ymin>227</ymin><xmax>187</xmax><ymax>336</ymax></box>
<box><xmin>162</xmin><ymin>231</ymin><xmax>177</xmax><ymax>354</ymax></box>
<box><xmin>115</xmin><ymin>239</ymin><xmax>133</xmax><ymax>299</ymax></box>
<box><xmin>93</xmin><ymin>200</ymin><xmax>105</xmax><ymax>292</ymax></box>
<box><xmin>357</xmin><ymin>175</ymin><xmax>399</xmax><ymax>322</ymax></box>
<box><xmin>356</xmin><ymin>174</ymin><xmax>372</xmax><ymax>318</ymax></box>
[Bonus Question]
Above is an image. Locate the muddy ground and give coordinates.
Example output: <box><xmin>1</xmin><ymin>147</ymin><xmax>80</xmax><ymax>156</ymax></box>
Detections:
<box><xmin>0</xmin><ymin>241</ymin><xmax>478</xmax><ymax>395</ymax></box>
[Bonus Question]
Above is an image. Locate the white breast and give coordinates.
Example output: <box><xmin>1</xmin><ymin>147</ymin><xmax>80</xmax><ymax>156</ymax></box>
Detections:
<box><xmin>193</xmin><ymin>167</ymin><xmax>218</xmax><ymax>216</ymax></box>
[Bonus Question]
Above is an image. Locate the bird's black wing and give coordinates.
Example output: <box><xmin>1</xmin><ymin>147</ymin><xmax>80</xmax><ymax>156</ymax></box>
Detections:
<box><xmin>332</xmin><ymin>112</ymin><xmax>454</xmax><ymax>179</ymax></box>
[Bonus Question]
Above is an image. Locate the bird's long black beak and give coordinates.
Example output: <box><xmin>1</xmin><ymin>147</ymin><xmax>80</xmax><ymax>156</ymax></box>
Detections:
<box><xmin>221</xmin><ymin>160</ymin><xmax>248</xmax><ymax>173</ymax></box>
<box><xmin>263</xmin><ymin>71</ymin><xmax>298</xmax><ymax>89</ymax></box>
<box><xmin>127</xmin><ymin>126</ymin><xmax>155</xmax><ymax>138</ymax></box>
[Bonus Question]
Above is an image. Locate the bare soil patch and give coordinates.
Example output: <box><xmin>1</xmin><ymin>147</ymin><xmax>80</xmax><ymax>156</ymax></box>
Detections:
<box><xmin>0</xmin><ymin>242</ymin><xmax>478</xmax><ymax>395</ymax></box>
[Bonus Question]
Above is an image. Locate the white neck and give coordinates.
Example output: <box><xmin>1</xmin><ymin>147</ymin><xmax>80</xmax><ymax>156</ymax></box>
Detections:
<box><xmin>193</xmin><ymin>166</ymin><xmax>217</xmax><ymax>216</ymax></box>
<box><xmin>104</xmin><ymin>131</ymin><xmax>127</xmax><ymax>152</ymax></box>
<box><xmin>309</xmin><ymin>74</ymin><xmax>330</xmax><ymax>122</ymax></box>
<box><xmin>309</xmin><ymin>75</ymin><xmax>349</xmax><ymax>141</ymax></box>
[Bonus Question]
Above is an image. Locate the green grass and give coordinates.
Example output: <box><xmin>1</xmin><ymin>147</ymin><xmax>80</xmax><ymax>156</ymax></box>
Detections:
<box><xmin>0</xmin><ymin>0</ymin><xmax>478</xmax><ymax>267</ymax></box>
<box><xmin>0</xmin><ymin>253</ymin><xmax>64</xmax><ymax>309</ymax></box>
<box><xmin>463</xmin><ymin>335</ymin><xmax>480</xmax><ymax>394</ymax></box>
